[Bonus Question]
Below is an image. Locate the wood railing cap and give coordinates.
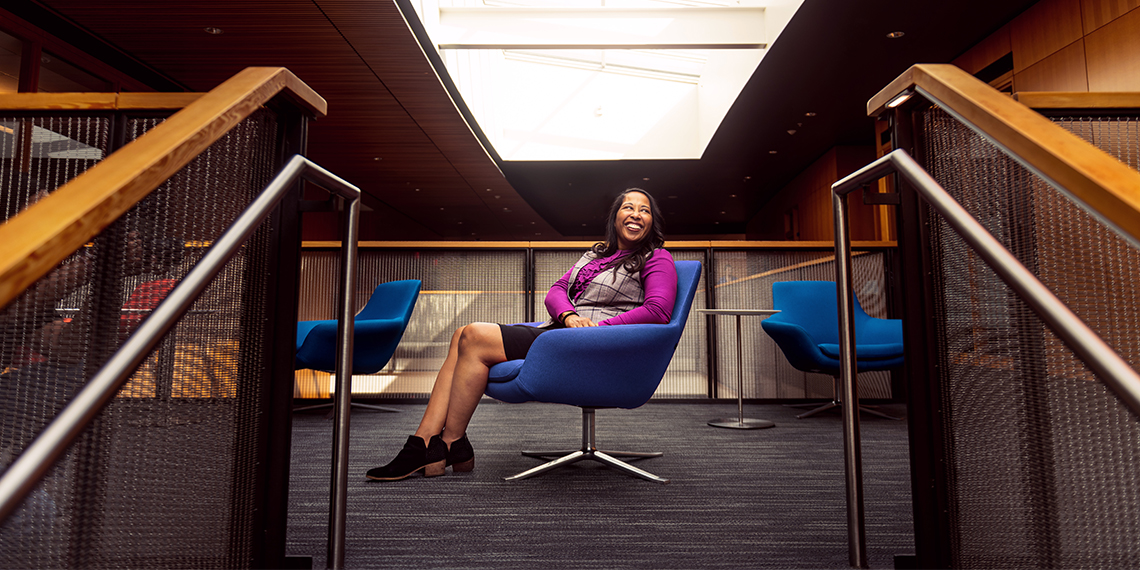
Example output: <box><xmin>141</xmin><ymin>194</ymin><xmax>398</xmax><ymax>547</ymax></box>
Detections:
<box><xmin>867</xmin><ymin>63</ymin><xmax>1140</xmax><ymax>245</ymax></box>
<box><xmin>0</xmin><ymin>67</ymin><xmax>326</xmax><ymax>310</ymax></box>
<box><xmin>1012</xmin><ymin>92</ymin><xmax>1140</xmax><ymax>110</ymax></box>
<box><xmin>302</xmin><ymin>240</ymin><xmax>897</xmax><ymax>249</ymax></box>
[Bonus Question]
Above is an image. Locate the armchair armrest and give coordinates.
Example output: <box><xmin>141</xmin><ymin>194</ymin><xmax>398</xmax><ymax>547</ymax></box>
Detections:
<box><xmin>761</xmin><ymin>319</ymin><xmax>834</xmax><ymax>373</ymax></box>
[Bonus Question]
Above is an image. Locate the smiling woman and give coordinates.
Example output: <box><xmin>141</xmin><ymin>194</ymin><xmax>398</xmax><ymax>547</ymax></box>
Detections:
<box><xmin>365</xmin><ymin>187</ymin><xmax>678</xmax><ymax>481</ymax></box>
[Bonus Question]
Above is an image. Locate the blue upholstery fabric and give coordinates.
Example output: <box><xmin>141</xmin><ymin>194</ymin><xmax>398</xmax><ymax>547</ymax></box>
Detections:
<box><xmin>485</xmin><ymin>260</ymin><xmax>702</xmax><ymax>409</ymax></box>
<box><xmin>295</xmin><ymin>279</ymin><xmax>422</xmax><ymax>374</ymax></box>
<box><xmin>761</xmin><ymin>280</ymin><xmax>904</xmax><ymax>374</ymax></box>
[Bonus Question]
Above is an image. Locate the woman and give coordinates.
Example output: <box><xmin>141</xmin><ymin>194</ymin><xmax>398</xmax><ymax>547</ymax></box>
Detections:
<box><xmin>366</xmin><ymin>188</ymin><xmax>677</xmax><ymax>481</ymax></box>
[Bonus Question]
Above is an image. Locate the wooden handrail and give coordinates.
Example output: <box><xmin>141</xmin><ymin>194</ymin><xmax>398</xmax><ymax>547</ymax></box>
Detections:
<box><xmin>868</xmin><ymin>64</ymin><xmax>1140</xmax><ymax>243</ymax></box>
<box><xmin>1013</xmin><ymin>92</ymin><xmax>1140</xmax><ymax>110</ymax></box>
<box><xmin>0</xmin><ymin>92</ymin><xmax>206</xmax><ymax>110</ymax></box>
<box><xmin>302</xmin><ymin>240</ymin><xmax>898</xmax><ymax>249</ymax></box>
<box><xmin>0</xmin><ymin>67</ymin><xmax>327</xmax><ymax>310</ymax></box>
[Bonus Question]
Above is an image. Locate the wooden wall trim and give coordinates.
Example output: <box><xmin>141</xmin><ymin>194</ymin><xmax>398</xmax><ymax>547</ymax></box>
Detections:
<box><xmin>303</xmin><ymin>240</ymin><xmax>898</xmax><ymax>249</ymax></box>
<box><xmin>1013</xmin><ymin>91</ymin><xmax>1140</xmax><ymax>109</ymax></box>
<box><xmin>0</xmin><ymin>67</ymin><xmax>327</xmax><ymax>310</ymax></box>
<box><xmin>868</xmin><ymin>63</ymin><xmax>1140</xmax><ymax>244</ymax></box>
<box><xmin>0</xmin><ymin>92</ymin><xmax>205</xmax><ymax>110</ymax></box>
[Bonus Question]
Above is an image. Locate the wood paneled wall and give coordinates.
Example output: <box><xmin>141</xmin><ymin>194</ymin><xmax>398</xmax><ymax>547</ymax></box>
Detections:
<box><xmin>750</xmin><ymin>0</ymin><xmax>1140</xmax><ymax>245</ymax></box>
<box><xmin>955</xmin><ymin>0</ymin><xmax>1140</xmax><ymax>92</ymax></box>
<box><xmin>746</xmin><ymin>146</ymin><xmax>876</xmax><ymax>241</ymax></box>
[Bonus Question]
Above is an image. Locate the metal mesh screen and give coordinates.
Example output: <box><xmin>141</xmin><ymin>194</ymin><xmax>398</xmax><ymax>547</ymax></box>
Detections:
<box><xmin>295</xmin><ymin>249</ymin><xmax>528</xmax><ymax>398</ymax></box>
<box><xmin>0</xmin><ymin>109</ymin><xmax>280</xmax><ymax>568</ymax></box>
<box><xmin>921</xmin><ymin>107</ymin><xmax>1140</xmax><ymax>569</ymax></box>
<box><xmin>0</xmin><ymin>116</ymin><xmax>108</xmax><ymax>222</ymax></box>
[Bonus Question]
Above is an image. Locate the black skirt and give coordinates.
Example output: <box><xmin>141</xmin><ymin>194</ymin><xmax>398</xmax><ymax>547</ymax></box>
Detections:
<box><xmin>498</xmin><ymin>323</ymin><xmax>558</xmax><ymax>361</ymax></box>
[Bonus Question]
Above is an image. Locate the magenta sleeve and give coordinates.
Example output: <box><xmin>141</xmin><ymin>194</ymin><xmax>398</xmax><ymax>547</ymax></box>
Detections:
<box><xmin>544</xmin><ymin>267</ymin><xmax>576</xmax><ymax>320</ymax></box>
<box><xmin>599</xmin><ymin>249</ymin><xmax>677</xmax><ymax>326</ymax></box>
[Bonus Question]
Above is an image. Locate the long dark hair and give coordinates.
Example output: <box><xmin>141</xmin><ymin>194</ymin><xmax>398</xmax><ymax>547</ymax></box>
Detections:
<box><xmin>591</xmin><ymin>188</ymin><xmax>666</xmax><ymax>275</ymax></box>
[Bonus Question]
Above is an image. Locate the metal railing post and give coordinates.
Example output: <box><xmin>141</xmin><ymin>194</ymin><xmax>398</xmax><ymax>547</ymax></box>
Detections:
<box><xmin>327</xmin><ymin>193</ymin><xmax>359</xmax><ymax>570</ymax></box>
<box><xmin>831</xmin><ymin>188</ymin><xmax>867</xmax><ymax>568</ymax></box>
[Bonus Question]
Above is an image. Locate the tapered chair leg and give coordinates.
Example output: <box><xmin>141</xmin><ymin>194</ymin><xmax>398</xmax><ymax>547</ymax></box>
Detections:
<box><xmin>292</xmin><ymin>401</ymin><xmax>401</xmax><ymax>417</ymax></box>
<box><xmin>505</xmin><ymin>407</ymin><xmax>669</xmax><ymax>484</ymax></box>
<box><xmin>786</xmin><ymin>377</ymin><xmax>901</xmax><ymax>420</ymax></box>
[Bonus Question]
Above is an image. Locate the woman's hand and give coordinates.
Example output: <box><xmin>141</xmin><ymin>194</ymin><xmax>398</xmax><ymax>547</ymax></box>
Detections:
<box><xmin>563</xmin><ymin>314</ymin><xmax>598</xmax><ymax>328</ymax></box>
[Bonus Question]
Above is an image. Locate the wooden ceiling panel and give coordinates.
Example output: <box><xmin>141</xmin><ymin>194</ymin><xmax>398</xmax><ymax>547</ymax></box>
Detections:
<box><xmin>33</xmin><ymin>0</ymin><xmax>1041</xmax><ymax>239</ymax></box>
<box><xmin>38</xmin><ymin>0</ymin><xmax>557</xmax><ymax>240</ymax></box>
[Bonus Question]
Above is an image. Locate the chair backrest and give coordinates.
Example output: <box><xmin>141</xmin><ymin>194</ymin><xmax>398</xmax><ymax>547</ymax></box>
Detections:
<box><xmin>295</xmin><ymin>279</ymin><xmax>422</xmax><ymax>374</ymax></box>
<box><xmin>355</xmin><ymin>279</ymin><xmax>422</xmax><ymax>323</ymax></box>
<box><xmin>763</xmin><ymin>280</ymin><xmax>902</xmax><ymax>374</ymax></box>
<box><xmin>670</xmin><ymin>260</ymin><xmax>702</xmax><ymax>331</ymax></box>
<box><xmin>769</xmin><ymin>280</ymin><xmax>870</xmax><ymax>345</ymax></box>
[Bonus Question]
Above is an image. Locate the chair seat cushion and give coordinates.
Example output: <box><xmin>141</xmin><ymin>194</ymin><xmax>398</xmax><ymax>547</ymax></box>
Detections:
<box><xmin>818</xmin><ymin>343</ymin><xmax>904</xmax><ymax>360</ymax></box>
<box><xmin>488</xmin><ymin>359</ymin><xmax>525</xmax><ymax>383</ymax></box>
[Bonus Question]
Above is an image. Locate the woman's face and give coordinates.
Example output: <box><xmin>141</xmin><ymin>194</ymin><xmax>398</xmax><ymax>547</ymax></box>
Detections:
<box><xmin>614</xmin><ymin>191</ymin><xmax>653</xmax><ymax>250</ymax></box>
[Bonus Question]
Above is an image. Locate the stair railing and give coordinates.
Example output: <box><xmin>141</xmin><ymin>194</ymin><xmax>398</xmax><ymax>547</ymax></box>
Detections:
<box><xmin>830</xmin><ymin>64</ymin><xmax>1140</xmax><ymax>569</ymax></box>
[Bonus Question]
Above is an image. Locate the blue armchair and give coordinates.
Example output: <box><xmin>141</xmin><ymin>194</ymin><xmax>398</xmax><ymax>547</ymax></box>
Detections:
<box><xmin>761</xmin><ymin>280</ymin><xmax>903</xmax><ymax>420</ymax></box>
<box><xmin>295</xmin><ymin>279</ymin><xmax>421</xmax><ymax>413</ymax></box>
<box><xmin>485</xmin><ymin>260</ymin><xmax>702</xmax><ymax>483</ymax></box>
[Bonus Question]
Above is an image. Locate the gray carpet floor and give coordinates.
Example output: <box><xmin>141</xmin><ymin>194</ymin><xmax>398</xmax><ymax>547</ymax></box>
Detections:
<box><xmin>286</xmin><ymin>401</ymin><xmax>913</xmax><ymax>569</ymax></box>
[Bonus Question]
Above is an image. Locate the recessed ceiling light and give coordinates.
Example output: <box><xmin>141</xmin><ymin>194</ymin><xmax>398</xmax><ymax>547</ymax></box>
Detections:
<box><xmin>886</xmin><ymin>31</ymin><xmax>905</xmax><ymax>39</ymax></box>
<box><xmin>642</xmin><ymin>177</ymin><xmax>650</xmax><ymax>181</ymax></box>
<box><xmin>204</xmin><ymin>27</ymin><xmax>224</xmax><ymax>35</ymax></box>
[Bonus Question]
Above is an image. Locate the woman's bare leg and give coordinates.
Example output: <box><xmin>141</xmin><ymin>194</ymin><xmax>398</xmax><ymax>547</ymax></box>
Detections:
<box><xmin>412</xmin><ymin>323</ymin><xmax>506</xmax><ymax>445</ymax></box>
<box><xmin>412</xmin><ymin>326</ymin><xmax>464</xmax><ymax>443</ymax></box>
<box><xmin>439</xmin><ymin>322</ymin><xmax>506</xmax><ymax>446</ymax></box>
<box><xmin>367</xmin><ymin>322</ymin><xmax>505</xmax><ymax>480</ymax></box>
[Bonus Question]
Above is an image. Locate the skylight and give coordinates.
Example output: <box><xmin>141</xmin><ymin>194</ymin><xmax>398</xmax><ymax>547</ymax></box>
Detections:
<box><xmin>407</xmin><ymin>0</ymin><xmax>804</xmax><ymax>161</ymax></box>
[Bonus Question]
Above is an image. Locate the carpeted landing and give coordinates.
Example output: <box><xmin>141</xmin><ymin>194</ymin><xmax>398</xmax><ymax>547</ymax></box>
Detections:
<box><xmin>287</xmin><ymin>401</ymin><xmax>913</xmax><ymax>569</ymax></box>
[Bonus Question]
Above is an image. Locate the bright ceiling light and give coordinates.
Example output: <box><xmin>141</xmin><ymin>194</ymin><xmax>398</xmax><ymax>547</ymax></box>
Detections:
<box><xmin>407</xmin><ymin>0</ymin><xmax>806</xmax><ymax>161</ymax></box>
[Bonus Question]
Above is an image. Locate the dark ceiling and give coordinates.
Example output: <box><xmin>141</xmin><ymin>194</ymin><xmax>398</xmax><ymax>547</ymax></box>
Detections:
<box><xmin>20</xmin><ymin>0</ymin><xmax>1035</xmax><ymax>240</ymax></box>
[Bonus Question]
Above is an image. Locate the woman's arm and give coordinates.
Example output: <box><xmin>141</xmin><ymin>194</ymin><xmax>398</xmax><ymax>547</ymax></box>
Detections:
<box><xmin>544</xmin><ymin>267</ymin><xmax>576</xmax><ymax>322</ymax></box>
<box><xmin>600</xmin><ymin>249</ymin><xmax>677</xmax><ymax>326</ymax></box>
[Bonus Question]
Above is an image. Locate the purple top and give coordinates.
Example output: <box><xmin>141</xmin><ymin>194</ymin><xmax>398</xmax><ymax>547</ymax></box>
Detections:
<box><xmin>545</xmin><ymin>249</ymin><xmax>677</xmax><ymax>326</ymax></box>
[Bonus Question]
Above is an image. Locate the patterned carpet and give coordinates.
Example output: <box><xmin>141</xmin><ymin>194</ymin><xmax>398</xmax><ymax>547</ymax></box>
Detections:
<box><xmin>286</xmin><ymin>401</ymin><xmax>913</xmax><ymax>569</ymax></box>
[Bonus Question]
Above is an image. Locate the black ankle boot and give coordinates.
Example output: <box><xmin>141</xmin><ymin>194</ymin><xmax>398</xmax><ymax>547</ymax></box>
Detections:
<box><xmin>366</xmin><ymin>435</ymin><xmax>446</xmax><ymax>481</ymax></box>
<box><xmin>446</xmin><ymin>434</ymin><xmax>475</xmax><ymax>473</ymax></box>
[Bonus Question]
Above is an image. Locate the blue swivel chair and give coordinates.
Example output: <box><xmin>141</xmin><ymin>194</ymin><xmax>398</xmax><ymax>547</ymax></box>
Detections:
<box><xmin>485</xmin><ymin>260</ymin><xmax>701</xmax><ymax>484</ymax></box>
<box><xmin>295</xmin><ymin>279</ymin><xmax>422</xmax><ymax>413</ymax></box>
<box><xmin>761</xmin><ymin>280</ymin><xmax>903</xmax><ymax>420</ymax></box>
